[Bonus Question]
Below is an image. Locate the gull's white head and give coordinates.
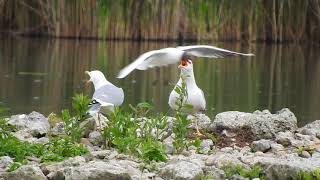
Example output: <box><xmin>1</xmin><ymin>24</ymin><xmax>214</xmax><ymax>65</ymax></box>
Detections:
<box><xmin>85</xmin><ymin>70</ymin><xmax>109</xmax><ymax>90</ymax></box>
<box><xmin>178</xmin><ymin>59</ymin><xmax>194</xmax><ymax>76</ymax></box>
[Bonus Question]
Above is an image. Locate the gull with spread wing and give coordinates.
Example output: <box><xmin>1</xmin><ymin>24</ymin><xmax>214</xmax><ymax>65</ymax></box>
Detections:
<box><xmin>117</xmin><ymin>45</ymin><xmax>254</xmax><ymax>78</ymax></box>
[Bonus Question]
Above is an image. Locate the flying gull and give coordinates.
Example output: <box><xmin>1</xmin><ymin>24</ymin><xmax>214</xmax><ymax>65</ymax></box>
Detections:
<box><xmin>117</xmin><ymin>45</ymin><xmax>254</xmax><ymax>78</ymax></box>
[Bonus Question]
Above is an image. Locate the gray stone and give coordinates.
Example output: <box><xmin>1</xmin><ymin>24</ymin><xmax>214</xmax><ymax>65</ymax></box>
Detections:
<box><xmin>79</xmin><ymin>117</ymin><xmax>96</xmax><ymax>137</ymax></box>
<box><xmin>220</xmin><ymin>147</ymin><xmax>234</xmax><ymax>153</ymax></box>
<box><xmin>8</xmin><ymin>111</ymin><xmax>50</xmax><ymax>137</ymax></box>
<box><xmin>202</xmin><ymin>166</ymin><xmax>225</xmax><ymax>180</ymax></box>
<box><xmin>276</xmin><ymin>131</ymin><xmax>295</xmax><ymax>146</ymax></box>
<box><xmin>241</xmin><ymin>154</ymin><xmax>320</xmax><ymax>180</ymax></box>
<box><xmin>12</xmin><ymin>131</ymin><xmax>37</xmax><ymax>143</ymax></box>
<box><xmin>2</xmin><ymin>165</ymin><xmax>46</xmax><ymax>180</ymax></box>
<box><xmin>0</xmin><ymin>156</ymin><xmax>13</xmax><ymax>172</ymax></box>
<box><xmin>90</xmin><ymin>150</ymin><xmax>112</xmax><ymax>159</ymax></box>
<box><xmin>88</xmin><ymin>131</ymin><xmax>103</xmax><ymax>146</ymax></box>
<box><xmin>205</xmin><ymin>153</ymin><xmax>247</xmax><ymax>169</ymax></box>
<box><xmin>251</xmin><ymin>139</ymin><xmax>271</xmax><ymax>152</ymax></box>
<box><xmin>50</xmin><ymin>122</ymin><xmax>65</xmax><ymax>136</ymax></box>
<box><xmin>200</xmin><ymin>139</ymin><xmax>213</xmax><ymax>152</ymax></box>
<box><xmin>64</xmin><ymin>161</ymin><xmax>131</xmax><ymax>180</ymax></box>
<box><xmin>211</xmin><ymin>108</ymin><xmax>297</xmax><ymax>140</ymax></box>
<box><xmin>80</xmin><ymin>138</ymin><xmax>94</xmax><ymax>147</ymax></box>
<box><xmin>300</xmin><ymin>128</ymin><xmax>317</xmax><ymax>136</ymax></box>
<box><xmin>195</xmin><ymin>114</ymin><xmax>212</xmax><ymax>130</ymax></box>
<box><xmin>163</xmin><ymin>136</ymin><xmax>174</xmax><ymax>155</ymax></box>
<box><xmin>230</xmin><ymin>174</ymin><xmax>250</xmax><ymax>180</ymax></box>
<box><xmin>34</xmin><ymin>137</ymin><xmax>49</xmax><ymax>144</ymax></box>
<box><xmin>42</xmin><ymin>156</ymin><xmax>86</xmax><ymax>175</ymax></box>
<box><xmin>298</xmin><ymin>120</ymin><xmax>320</xmax><ymax>134</ymax></box>
<box><xmin>270</xmin><ymin>143</ymin><xmax>284</xmax><ymax>152</ymax></box>
<box><xmin>159</xmin><ymin>159</ymin><xmax>203</xmax><ymax>180</ymax></box>
<box><xmin>291</xmin><ymin>140</ymin><xmax>305</xmax><ymax>148</ymax></box>
<box><xmin>299</xmin><ymin>151</ymin><xmax>311</xmax><ymax>158</ymax></box>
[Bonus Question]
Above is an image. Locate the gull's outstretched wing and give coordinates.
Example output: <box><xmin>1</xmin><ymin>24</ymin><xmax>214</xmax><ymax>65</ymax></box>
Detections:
<box><xmin>117</xmin><ymin>50</ymin><xmax>168</xmax><ymax>78</ymax></box>
<box><xmin>177</xmin><ymin>45</ymin><xmax>254</xmax><ymax>58</ymax></box>
<box><xmin>93</xmin><ymin>84</ymin><xmax>124</xmax><ymax>106</ymax></box>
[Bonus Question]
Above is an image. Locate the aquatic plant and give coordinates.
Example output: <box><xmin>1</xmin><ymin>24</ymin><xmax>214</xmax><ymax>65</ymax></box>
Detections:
<box><xmin>1</xmin><ymin>0</ymin><xmax>319</xmax><ymax>42</ymax></box>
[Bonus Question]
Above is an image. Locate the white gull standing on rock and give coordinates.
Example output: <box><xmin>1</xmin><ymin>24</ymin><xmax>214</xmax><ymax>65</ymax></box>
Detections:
<box><xmin>85</xmin><ymin>70</ymin><xmax>124</xmax><ymax>115</ymax></box>
<box><xmin>168</xmin><ymin>59</ymin><xmax>206</xmax><ymax>135</ymax></box>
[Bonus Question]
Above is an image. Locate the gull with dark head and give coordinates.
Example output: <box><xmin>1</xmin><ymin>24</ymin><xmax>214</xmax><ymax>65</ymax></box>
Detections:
<box><xmin>85</xmin><ymin>70</ymin><xmax>124</xmax><ymax>115</ymax></box>
<box><xmin>117</xmin><ymin>45</ymin><xmax>254</xmax><ymax>78</ymax></box>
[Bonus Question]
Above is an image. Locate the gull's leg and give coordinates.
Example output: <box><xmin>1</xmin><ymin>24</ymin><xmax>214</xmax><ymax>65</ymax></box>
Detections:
<box><xmin>98</xmin><ymin>113</ymin><xmax>101</xmax><ymax>130</ymax></box>
<box><xmin>193</xmin><ymin>114</ymin><xmax>203</xmax><ymax>137</ymax></box>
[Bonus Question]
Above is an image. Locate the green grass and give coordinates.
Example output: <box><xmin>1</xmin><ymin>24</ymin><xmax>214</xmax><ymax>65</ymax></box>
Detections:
<box><xmin>222</xmin><ymin>163</ymin><xmax>266</xmax><ymax>180</ymax></box>
<box><xmin>295</xmin><ymin>169</ymin><xmax>320</xmax><ymax>180</ymax></box>
<box><xmin>0</xmin><ymin>94</ymin><xmax>90</xmax><ymax>171</ymax></box>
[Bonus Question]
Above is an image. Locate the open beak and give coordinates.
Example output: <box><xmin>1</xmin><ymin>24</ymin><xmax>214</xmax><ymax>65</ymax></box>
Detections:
<box><xmin>179</xmin><ymin>59</ymin><xmax>188</xmax><ymax>68</ymax></box>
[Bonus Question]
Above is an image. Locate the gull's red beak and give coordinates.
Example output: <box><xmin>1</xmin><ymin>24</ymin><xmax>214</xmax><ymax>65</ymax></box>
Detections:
<box><xmin>179</xmin><ymin>59</ymin><xmax>188</xmax><ymax>68</ymax></box>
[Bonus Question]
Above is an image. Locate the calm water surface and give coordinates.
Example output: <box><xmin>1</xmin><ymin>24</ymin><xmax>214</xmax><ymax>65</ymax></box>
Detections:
<box><xmin>0</xmin><ymin>37</ymin><xmax>319</xmax><ymax>126</ymax></box>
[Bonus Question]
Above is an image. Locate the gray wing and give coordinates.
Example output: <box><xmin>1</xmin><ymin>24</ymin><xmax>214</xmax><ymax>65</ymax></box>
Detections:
<box><xmin>93</xmin><ymin>84</ymin><xmax>124</xmax><ymax>106</ymax></box>
<box><xmin>177</xmin><ymin>45</ymin><xmax>254</xmax><ymax>58</ymax></box>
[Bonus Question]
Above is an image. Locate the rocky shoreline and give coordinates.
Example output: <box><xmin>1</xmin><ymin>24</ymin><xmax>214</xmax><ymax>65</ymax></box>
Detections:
<box><xmin>1</xmin><ymin>109</ymin><xmax>320</xmax><ymax>180</ymax></box>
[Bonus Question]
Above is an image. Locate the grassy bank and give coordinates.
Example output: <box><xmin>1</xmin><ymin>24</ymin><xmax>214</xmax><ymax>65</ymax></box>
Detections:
<box><xmin>0</xmin><ymin>0</ymin><xmax>319</xmax><ymax>43</ymax></box>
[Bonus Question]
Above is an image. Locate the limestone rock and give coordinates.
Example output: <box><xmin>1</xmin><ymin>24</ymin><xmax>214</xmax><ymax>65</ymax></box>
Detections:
<box><xmin>8</xmin><ymin>111</ymin><xmax>50</xmax><ymax>137</ymax></box>
<box><xmin>88</xmin><ymin>131</ymin><xmax>103</xmax><ymax>146</ymax></box>
<box><xmin>0</xmin><ymin>156</ymin><xmax>13</xmax><ymax>172</ymax></box>
<box><xmin>159</xmin><ymin>159</ymin><xmax>203</xmax><ymax>180</ymax></box>
<box><xmin>275</xmin><ymin>131</ymin><xmax>295</xmax><ymax>146</ymax></box>
<box><xmin>64</xmin><ymin>161</ymin><xmax>131</xmax><ymax>180</ymax></box>
<box><xmin>251</xmin><ymin>139</ymin><xmax>272</xmax><ymax>153</ymax></box>
<box><xmin>242</xmin><ymin>154</ymin><xmax>320</xmax><ymax>179</ymax></box>
<box><xmin>202</xmin><ymin>166</ymin><xmax>225</xmax><ymax>180</ymax></box>
<box><xmin>211</xmin><ymin>108</ymin><xmax>297</xmax><ymax>140</ymax></box>
<box><xmin>2</xmin><ymin>165</ymin><xmax>46</xmax><ymax>180</ymax></box>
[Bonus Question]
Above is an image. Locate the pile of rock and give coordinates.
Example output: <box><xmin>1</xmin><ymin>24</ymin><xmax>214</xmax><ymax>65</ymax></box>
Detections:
<box><xmin>1</xmin><ymin>109</ymin><xmax>320</xmax><ymax>180</ymax></box>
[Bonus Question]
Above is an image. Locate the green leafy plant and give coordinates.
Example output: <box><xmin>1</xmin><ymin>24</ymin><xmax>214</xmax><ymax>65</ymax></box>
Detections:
<box><xmin>61</xmin><ymin>93</ymin><xmax>91</xmax><ymax>142</ymax></box>
<box><xmin>129</xmin><ymin>102</ymin><xmax>154</xmax><ymax>117</ymax></box>
<box><xmin>295</xmin><ymin>169</ymin><xmax>320</xmax><ymax>180</ymax></box>
<box><xmin>222</xmin><ymin>163</ymin><xmax>266</xmax><ymax>179</ymax></box>
<box><xmin>102</xmin><ymin>104</ymin><xmax>168</xmax><ymax>163</ymax></box>
<box><xmin>41</xmin><ymin>137</ymin><xmax>88</xmax><ymax>162</ymax></box>
<box><xmin>172</xmin><ymin>77</ymin><xmax>193</xmax><ymax>153</ymax></box>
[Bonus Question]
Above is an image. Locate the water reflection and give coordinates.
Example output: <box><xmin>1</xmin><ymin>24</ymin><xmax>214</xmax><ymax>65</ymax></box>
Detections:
<box><xmin>0</xmin><ymin>37</ymin><xmax>319</xmax><ymax>126</ymax></box>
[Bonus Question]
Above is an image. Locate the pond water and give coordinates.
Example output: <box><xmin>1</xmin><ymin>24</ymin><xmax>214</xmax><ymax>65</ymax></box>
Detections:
<box><xmin>0</xmin><ymin>37</ymin><xmax>319</xmax><ymax>126</ymax></box>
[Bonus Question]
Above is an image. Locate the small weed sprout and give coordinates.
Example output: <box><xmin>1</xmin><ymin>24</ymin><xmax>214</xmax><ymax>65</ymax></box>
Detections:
<box><xmin>102</xmin><ymin>103</ymin><xmax>167</xmax><ymax>163</ymax></box>
<box><xmin>295</xmin><ymin>169</ymin><xmax>320</xmax><ymax>180</ymax></box>
<box><xmin>62</xmin><ymin>93</ymin><xmax>91</xmax><ymax>142</ymax></box>
<box><xmin>172</xmin><ymin>76</ymin><xmax>193</xmax><ymax>153</ymax></box>
<box><xmin>222</xmin><ymin>163</ymin><xmax>266</xmax><ymax>179</ymax></box>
